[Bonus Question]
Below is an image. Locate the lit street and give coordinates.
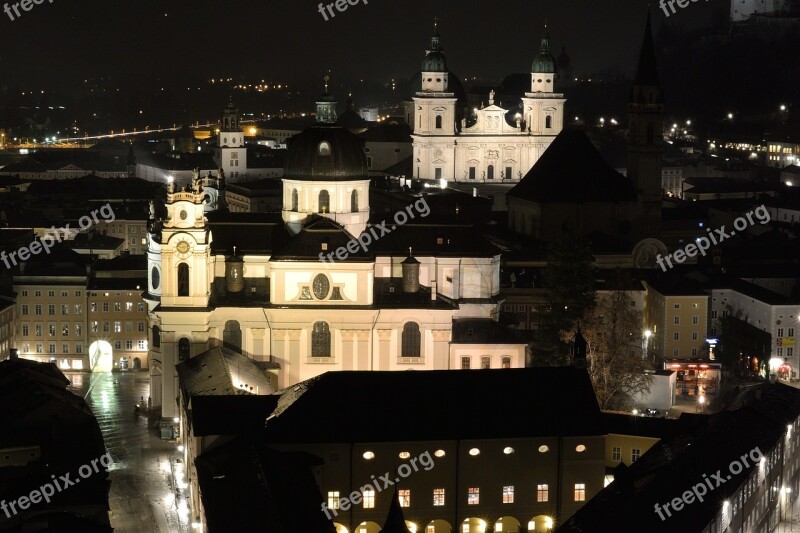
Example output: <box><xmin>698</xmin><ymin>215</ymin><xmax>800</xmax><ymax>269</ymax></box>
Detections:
<box><xmin>67</xmin><ymin>371</ymin><xmax>190</xmax><ymax>533</ymax></box>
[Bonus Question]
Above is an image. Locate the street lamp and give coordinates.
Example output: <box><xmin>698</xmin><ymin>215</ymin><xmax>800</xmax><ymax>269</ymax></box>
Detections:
<box><xmin>643</xmin><ymin>329</ymin><xmax>653</xmax><ymax>358</ymax></box>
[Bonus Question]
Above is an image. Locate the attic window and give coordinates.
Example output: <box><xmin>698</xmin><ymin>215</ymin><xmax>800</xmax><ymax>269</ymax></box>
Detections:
<box><xmin>318</xmin><ymin>141</ymin><xmax>331</xmax><ymax>156</ymax></box>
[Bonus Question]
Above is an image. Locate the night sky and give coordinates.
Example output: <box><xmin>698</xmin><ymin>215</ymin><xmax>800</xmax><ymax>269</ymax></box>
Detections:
<box><xmin>0</xmin><ymin>0</ymin><xmax>719</xmax><ymax>89</ymax></box>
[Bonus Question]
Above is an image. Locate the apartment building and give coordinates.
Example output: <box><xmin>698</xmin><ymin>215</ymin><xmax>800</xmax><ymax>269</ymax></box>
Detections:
<box><xmin>643</xmin><ymin>279</ymin><xmax>710</xmax><ymax>360</ymax></box>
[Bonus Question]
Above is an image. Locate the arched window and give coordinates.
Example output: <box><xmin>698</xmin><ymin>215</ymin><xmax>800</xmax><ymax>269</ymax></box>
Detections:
<box><xmin>152</xmin><ymin>326</ymin><xmax>161</xmax><ymax>348</ymax></box>
<box><xmin>545</xmin><ymin>115</ymin><xmax>552</xmax><ymax>129</ymax></box>
<box><xmin>312</xmin><ymin>322</ymin><xmax>331</xmax><ymax>357</ymax></box>
<box><xmin>351</xmin><ymin>190</ymin><xmax>358</xmax><ymax>213</ymax></box>
<box><xmin>223</xmin><ymin>320</ymin><xmax>242</xmax><ymax>353</ymax></box>
<box><xmin>291</xmin><ymin>189</ymin><xmax>298</xmax><ymax>212</ymax></box>
<box><xmin>318</xmin><ymin>141</ymin><xmax>331</xmax><ymax>156</ymax></box>
<box><xmin>487</xmin><ymin>165</ymin><xmax>495</xmax><ymax>180</ymax></box>
<box><xmin>435</xmin><ymin>115</ymin><xmax>443</xmax><ymax>129</ymax></box>
<box><xmin>319</xmin><ymin>190</ymin><xmax>330</xmax><ymax>213</ymax></box>
<box><xmin>177</xmin><ymin>263</ymin><xmax>189</xmax><ymax>296</ymax></box>
<box><xmin>402</xmin><ymin>322</ymin><xmax>421</xmax><ymax>357</ymax></box>
<box><xmin>178</xmin><ymin>338</ymin><xmax>190</xmax><ymax>362</ymax></box>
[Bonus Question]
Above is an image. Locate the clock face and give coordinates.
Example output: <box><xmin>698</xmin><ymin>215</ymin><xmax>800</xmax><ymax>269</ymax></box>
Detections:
<box><xmin>176</xmin><ymin>241</ymin><xmax>190</xmax><ymax>254</ymax></box>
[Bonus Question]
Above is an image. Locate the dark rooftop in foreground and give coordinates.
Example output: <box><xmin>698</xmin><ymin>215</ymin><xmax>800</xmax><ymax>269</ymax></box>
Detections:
<box><xmin>263</xmin><ymin>368</ymin><xmax>604</xmax><ymax>443</ymax></box>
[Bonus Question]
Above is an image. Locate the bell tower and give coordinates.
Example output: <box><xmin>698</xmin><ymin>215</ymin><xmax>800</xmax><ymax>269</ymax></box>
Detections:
<box><xmin>628</xmin><ymin>11</ymin><xmax>664</xmax><ymax>236</ymax></box>
<box><xmin>159</xmin><ymin>178</ymin><xmax>212</xmax><ymax>308</ymax></box>
<box><xmin>521</xmin><ymin>28</ymin><xmax>566</xmax><ymax>136</ymax></box>
<box><xmin>214</xmin><ymin>101</ymin><xmax>247</xmax><ymax>181</ymax></box>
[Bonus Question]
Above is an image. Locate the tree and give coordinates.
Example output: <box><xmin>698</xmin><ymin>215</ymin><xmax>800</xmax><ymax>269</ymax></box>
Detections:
<box><xmin>534</xmin><ymin>228</ymin><xmax>596</xmax><ymax>365</ymax></box>
<box><xmin>569</xmin><ymin>289</ymin><xmax>654</xmax><ymax>410</ymax></box>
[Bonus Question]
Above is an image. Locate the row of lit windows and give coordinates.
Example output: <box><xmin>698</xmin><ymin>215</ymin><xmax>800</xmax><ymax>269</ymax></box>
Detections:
<box><xmin>21</xmin><ymin>342</ymin><xmax>83</xmax><ymax>354</ymax></box>
<box><xmin>326</xmin><ymin>483</ymin><xmax>585</xmax><ymax>510</ymax></box>
<box><xmin>90</xmin><ymin>301</ymin><xmax>143</xmax><ymax>313</ymax></box>
<box><xmin>90</xmin><ymin>321</ymin><xmax>146</xmax><ymax>334</ymax></box>
<box><xmin>20</xmin><ymin>290</ymin><xmax>82</xmax><ymax>298</ymax></box>
<box><xmin>21</xmin><ymin>323</ymin><xmax>84</xmax><ymax>337</ymax></box>
<box><xmin>359</xmin><ymin>444</ymin><xmax>591</xmax><ymax>460</ymax></box>
<box><xmin>461</xmin><ymin>356</ymin><xmax>512</xmax><ymax>369</ymax></box>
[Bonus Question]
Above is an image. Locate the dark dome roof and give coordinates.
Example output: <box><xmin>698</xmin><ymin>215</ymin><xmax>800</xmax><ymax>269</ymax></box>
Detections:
<box><xmin>531</xmin><ymin>35</ymin><xmax>557</xmax><ymax>74</ymax></box>
<box><xmin>422</xmin><ymin>51</ymin><xmax>447</xmax><ymax>72</ymax></box>
<box><xmin>284</xmin><ymin>125</ymin><xmax>369</xmax><ymax>182</ymax></box>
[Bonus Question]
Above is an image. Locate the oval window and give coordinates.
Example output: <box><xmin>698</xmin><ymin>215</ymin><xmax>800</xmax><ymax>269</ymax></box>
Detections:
<box><xmin>363</xmin><ymin>451</ymin><xmax>375</xmax><ymax>460</ymax></box>
<box><xmin>576</xmin><ymin>445</ymin><xmax>586</xmax><ymax>453</ymax></box>
<box><xmin>434</xmin><ymin>449</ymin><xmax>446</xmax><ymax>458</ymax></box>
<box><xmin>503</xmin><ymin>447</ymin><xmax>515</xmax><ymax>455</ymax></box>
<box><xmin>468</xmin><ymin>448</ymin><xmax>480</xmax><ymax>456</ymax></box>
<box><xmin>538</xmin><ymin>445</ymin><xmax>549</xmax><ymax>453</ymax></box>
<box><xmin>399</xmin><ymin>451</ymin><xmax>411</xmax><ymax>459</ymax></box>
<box><xmin>313</xmin><ymin>274</ymin><xmax>330</xmax><ymax>300</ymax></box>
<box><xmin>151</xmin><ymin>266</ymin><xmax>160</xmax><ymax>289</ymax></box>
<box><xmin>179</xmin><ymin>210</ymin><xmax>188</xmax><ymax>221</ymax></box>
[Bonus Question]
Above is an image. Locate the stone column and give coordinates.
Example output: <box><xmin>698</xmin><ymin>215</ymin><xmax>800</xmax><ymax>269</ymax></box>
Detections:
<box><xmin>341</xmin><ymin>330</ymin><xmax>355</xmax><ymax>370</ymax></box>
<box><xmin>432</xmin><ymin>329</ymin><xmax>451</xmax><ymax>370</ymax></box>
<box><xmin>377</xmin><ymin>329</ymin><xmax>392</xmax><ymax>370</ymax></box>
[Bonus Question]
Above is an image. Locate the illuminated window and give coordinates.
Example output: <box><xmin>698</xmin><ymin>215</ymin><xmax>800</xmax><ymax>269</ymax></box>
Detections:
<box><xmin>481</xmin><ymin>356</ymin><xmax>491</xmax><ymax>369</ymax></box>
<box><xmin>574</xmin><ymin>483</ymin><xmax>586</xmax><ymax>501</ymax></box>
<box><xmin>363</xmin><ymin>487</ymin><xmax>375</xmax><ymax>508</ymax></box>
<box><xmin>362</xmin><ymin>451</ymin><xmax>375</xmax><ymax>460</ymax></box>
<box><xmin>576</xmin><ymin>444</ymin><xmax>586</xmax><ymax>453</ymax></box>
<box><xmin>502</xmin><ymin>356</ymin><xmax>511</xmax><ymax>368</ymax></box>
<box><xmin>318</xmin><ymin>190</ymin><xmax>330</xmax><ymax>213</ymax></box>
<box><xmin>399</xmin><ymin>452</ymin><xmax>411</xmax><ymax>459</ymax></box>
<box><xmin>503</xmin><ymin>447</ymin><xmax>514</xmax><ymax>455</ymax></box>
<box><xmin>318</xmin><ymin>141</ymin><xmax>331</xmax><ymax>156</ymax></box>
<box><xmin>399</xmin><ymin>489</ymin><xmax>410</xmax><ymax>507</ymax></box>
<box><xmin>612</xmin><ymin>447</ymin><xmax>621</xmax><ymax>461</ymax></box>
<box><xmin>433</xmin><ymin>488</ymin><xmax>445</xmax><ymax>506</ymax></box>
<box><xmin>468</xmin><ymin>487</ymin><xmax>479</xmax><ymax>505</ymax></box>
<box><xmin>327</xmin><ymin>491</ymin><xmax>339</xmax><ymax>510</ymax></box>
<box><xmin>538</xmin><ymin>445</ymin><xmax>549</xmax><ymax>453</ymax></box>
<box><xmin>503</xmin><ymin>485</ymin><xmax>514</xmax><ymax>503</ymax></box>
<box><xmin>469</xmin><ymin>448</ymin><xmax>480</xmax><ymax>456</ymax></box>
<box><xmin>434</xmin><ymin>450</ymin><xmax>446</xmax><ymax>458</ymax></box>
<box><xmin>537</xmin><ymin>484</ymin><xmax>549</xmax><ymax>502</ymax></box>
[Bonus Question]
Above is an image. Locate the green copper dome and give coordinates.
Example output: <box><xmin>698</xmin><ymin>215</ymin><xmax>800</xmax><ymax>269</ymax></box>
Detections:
<box><xmin>531</xmin><ymin>34</ymin><xmax>557</xmax><ymax>74</ymax></box>
<box><xmin>422</xmin><ymin>51</ymin><xmax>447</xmax><ymax>72</ymax></box>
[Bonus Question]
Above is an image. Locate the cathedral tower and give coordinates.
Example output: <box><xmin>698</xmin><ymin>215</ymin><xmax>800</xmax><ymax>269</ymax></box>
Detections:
<box><xmin>214</xmin><ymin>101</ymin><xmax>246</xmax><ymax>181</ymax></box>
<box><xmin>627</xmin><ymin>12</ymin><xmax>664</xmax><ymax>235</ymax></box>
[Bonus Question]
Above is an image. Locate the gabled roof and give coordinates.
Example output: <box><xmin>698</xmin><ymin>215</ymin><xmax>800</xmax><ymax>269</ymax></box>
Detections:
<box><xmin>508</xmin><ymin>129</ymin><xmax>637</xmax><ymax>203</ymax></box>
<box><xmin>263</xmin><ymin>368</ymin><xmax>604</xmax><ymax>443</ymax></box>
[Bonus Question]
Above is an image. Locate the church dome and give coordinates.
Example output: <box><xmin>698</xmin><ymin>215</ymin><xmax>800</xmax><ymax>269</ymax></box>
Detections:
<box><xmin>422</xmin><ymin>51</ymin><xmax>447</xmax><ymax>73</ymax></box>
<box><xmin>284</xmin><ymin>125</ymin><xmax>369</xmax><ymax>182</ymax></box>
<box><xmin>531</xmin><ymin>35</ymin><xmax>557</xmax><ymax>74</ymax></box>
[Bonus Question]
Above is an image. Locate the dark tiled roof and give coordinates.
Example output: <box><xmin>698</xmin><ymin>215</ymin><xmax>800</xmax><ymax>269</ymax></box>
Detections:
<box><xmin>451</xmin><ymin>318</ymin><xmax>530</xmax><ymax>344</ymax></box>
<box><xmin>190</xmin><ymin>395</ymin><xmax>279</xmax><ymax>437</ymax></box>
<box><xmin>69</xmin><ymin>233</ymin><xmax>125</xmax><ymax>251</ymax></box>
<box><xmin>358</xmin><ymin>123</ymin><xmax>412</xmax><ymax>143</ymax></box>
<box><xmin>270</xmin><ymin>217</ymin><xmax>373</xmax><ymax>261</ymax></box>
<box><xmin>206</xmin><ymin>214</ymin><xmax>289</xmax><ymax>255</ymax></box>
<box><xmin>508</xmin><ymin>129</ymin><xmax>637</xmax><ymax>203</ymax></box>
<box><xmin>602</xmin><ymin>412</ymin><xmax>679</xmax><ymax>439</ymax></box>
<box><xmin>195</xmin><ymin>439</ymin><xmax>334</xmax><ymax>533</ymax></box>
<box><xmin>176</xmin><ymin>346</ymin><xmax>274</xmax><ymax>397</ymax></box>
<box><xmin>263</xmin><ymin>368</ymin><xmax>604</xmax><ymax>443</ymax></box>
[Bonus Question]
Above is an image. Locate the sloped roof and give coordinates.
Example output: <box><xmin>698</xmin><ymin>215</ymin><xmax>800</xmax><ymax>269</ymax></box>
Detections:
<box><xmin>195</xmin><ymin>438</ymin><xmax>334</xmax><ymax>533</ymax></box>
<box><xmin>269</xmin><ymin>217</ymin><xmax>373</xmax><ymax>261</ymax></box>
<box><xmin>508</xmin><ymin>129</ymin><xmax>637</xmax><ymax>203</ymax></box>
<box><xmin>176</xmin><ymin>346</ymin><xmax>275</xmax><ymax>397</ymax></box>
<box><xmin>451</xmin><ymin>318</ymin><xmax>530</xmax><ymax>344</ymax></box>
<box><xmin>262</xmin><ymin>368</ymin><xmax>604</xmax><ymax>443</ymax></box>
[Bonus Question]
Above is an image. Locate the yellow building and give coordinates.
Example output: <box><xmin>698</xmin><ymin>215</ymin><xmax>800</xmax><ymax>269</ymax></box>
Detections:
<box><xmin>643</xmin><ymin>279</ymin><xmax>709</xmax><ymax>360</ymax></box>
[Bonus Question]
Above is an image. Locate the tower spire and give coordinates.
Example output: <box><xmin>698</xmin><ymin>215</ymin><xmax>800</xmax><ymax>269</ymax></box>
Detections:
<box><xmin>431</xmin><ymin>17</ymin><xmax>441</xmax><ymax>51</ymax></box>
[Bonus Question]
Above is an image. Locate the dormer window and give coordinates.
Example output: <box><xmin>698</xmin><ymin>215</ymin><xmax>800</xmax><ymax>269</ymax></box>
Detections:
<box><xmin>318</xmin><ymin>141</ymin><xmax>331</xmax><ymax>156</ymax></box>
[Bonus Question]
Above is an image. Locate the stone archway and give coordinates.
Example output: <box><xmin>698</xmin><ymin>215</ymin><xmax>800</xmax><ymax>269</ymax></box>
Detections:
<box><xmin>89</xmin><ymin>340</ymin><xmax>113</xmax><ymax>372</ymax></box>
